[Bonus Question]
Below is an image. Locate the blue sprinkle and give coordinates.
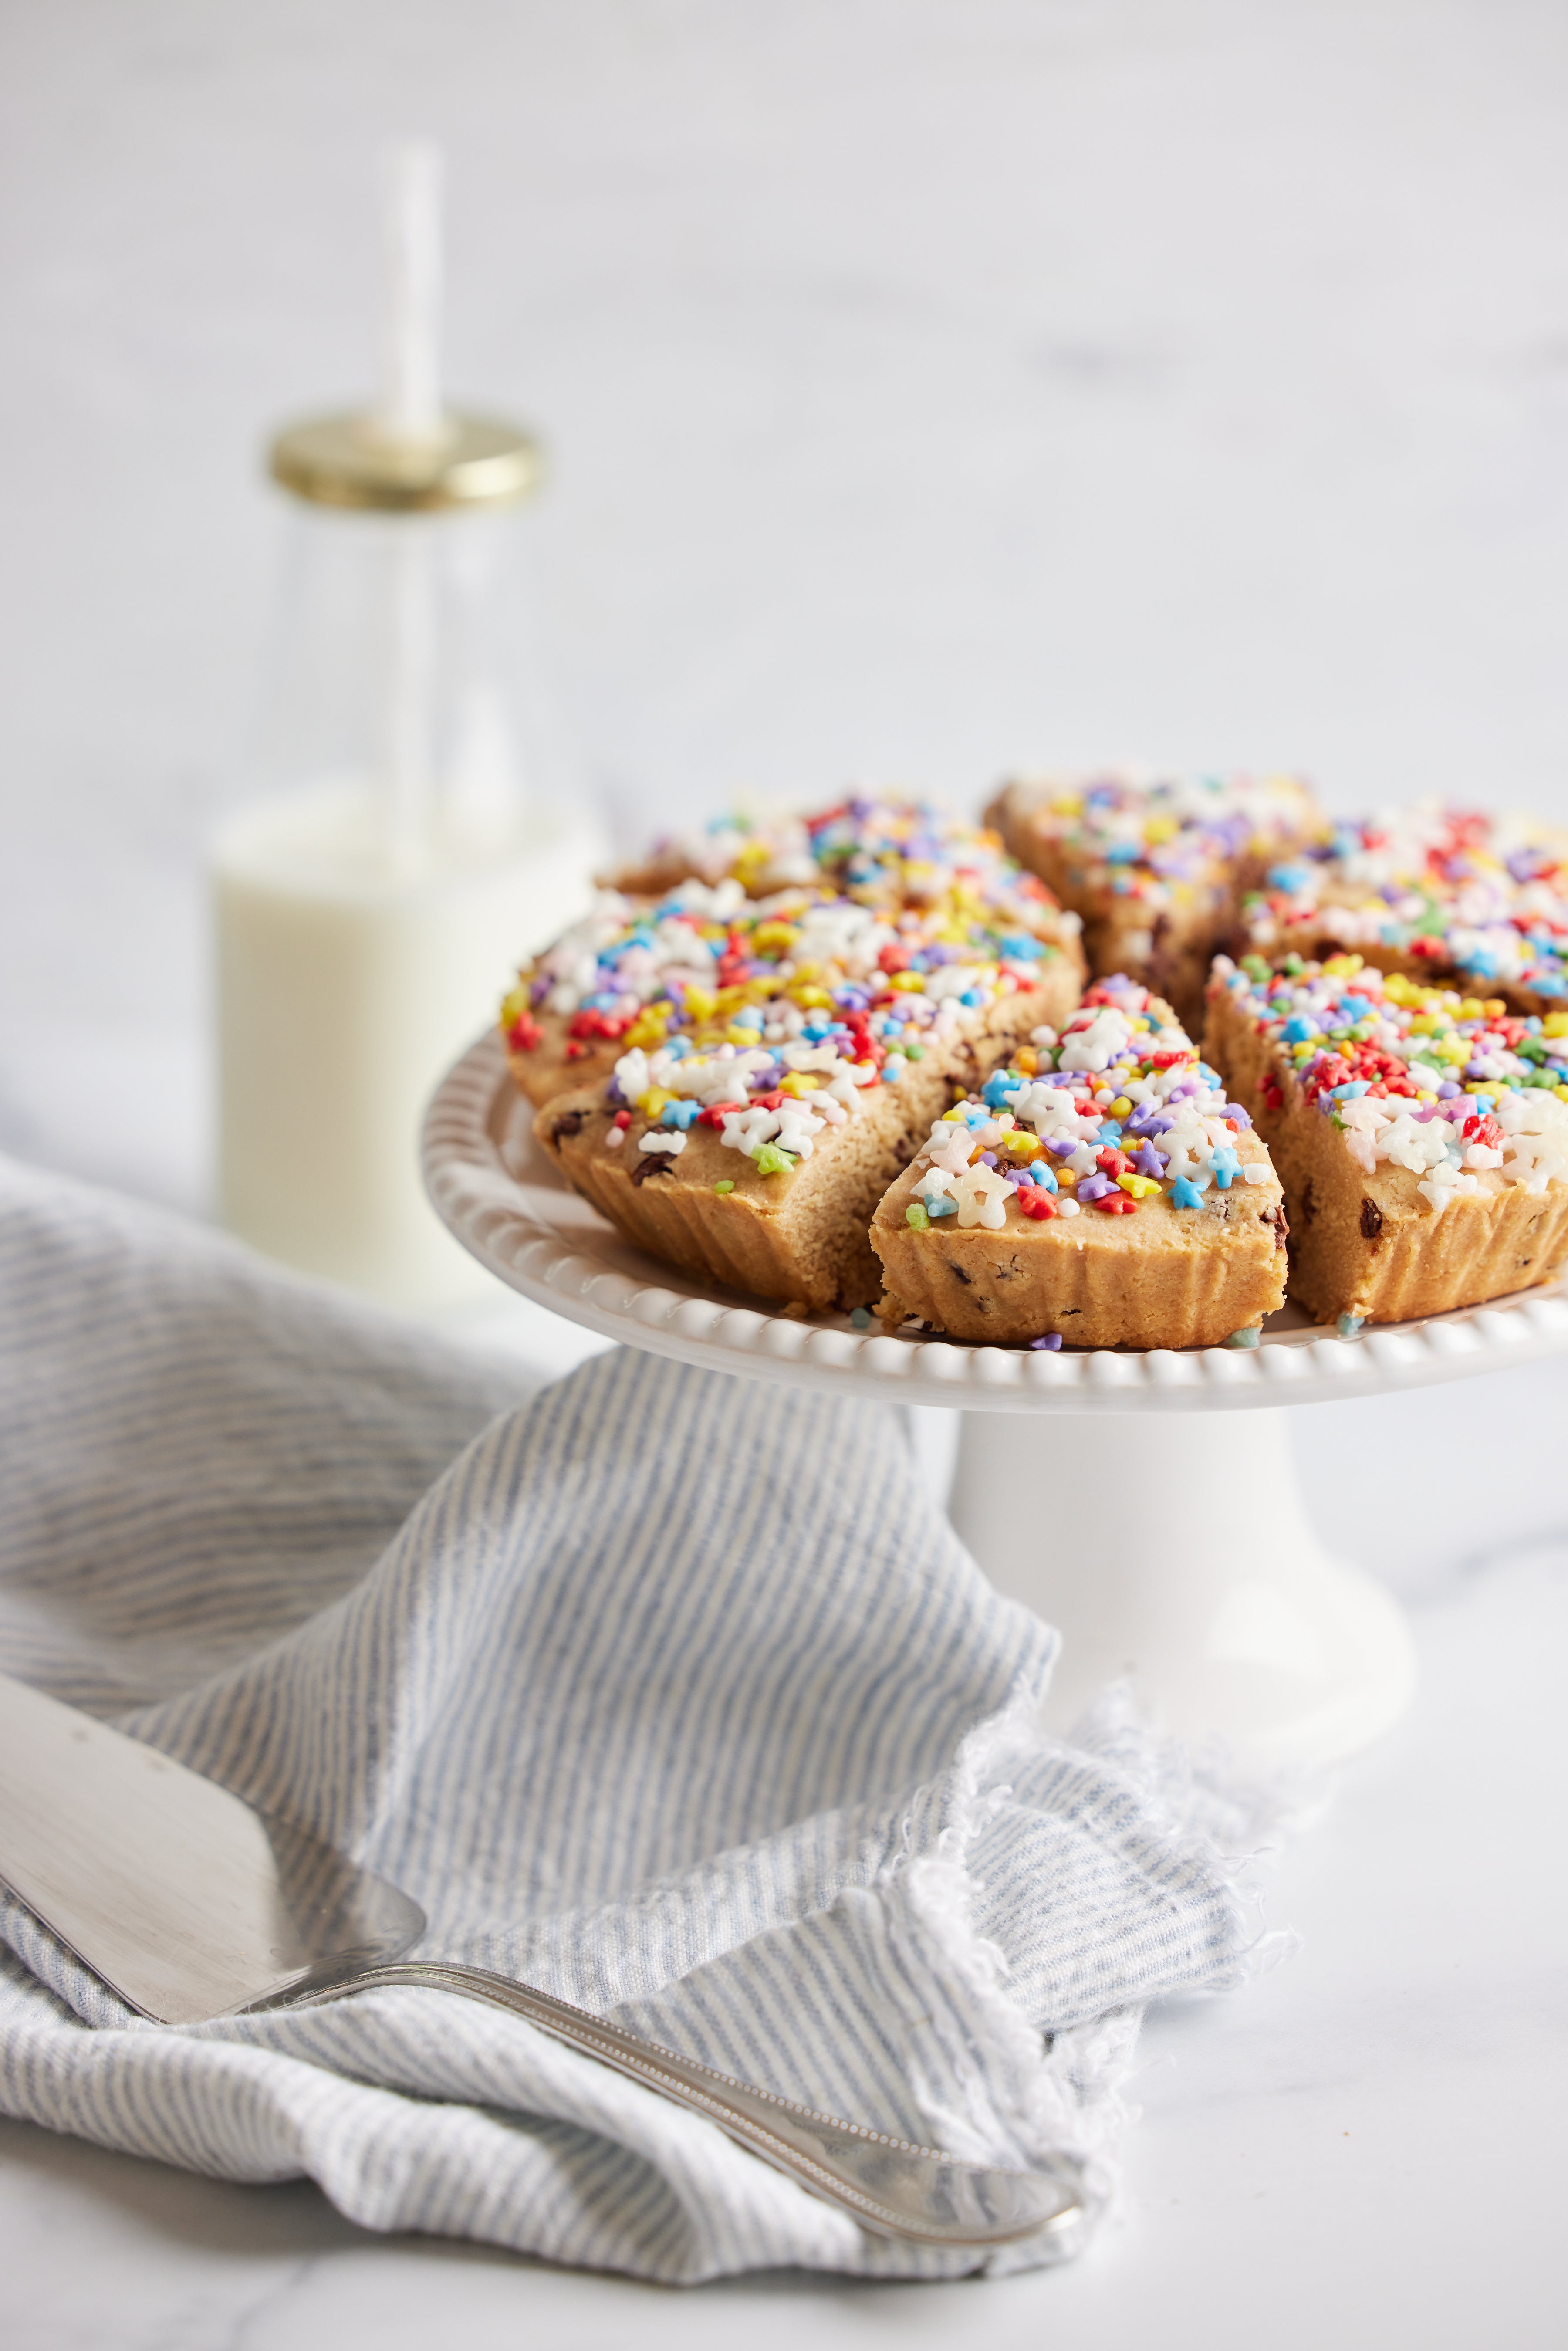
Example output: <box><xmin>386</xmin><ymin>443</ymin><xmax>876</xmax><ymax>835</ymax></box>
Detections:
<box><xmin>1281</xmin><ymin>1016</ymin><xmax>1316</xmax><ymax>1043</ymax></box>
<box><xmin>1223</xmin><ymin>1326</ymin><xmax>1261</xmax><ymax>1349</ymax></box>
<box><xmin>1337</xmin><ymin>1312</ymin><xmax>1365</xmax><ymax>1339</ymax></box>
<box><xmin>923</xmin><ymin>1194</ymin><xmax>957</xmax><ymax>1218</ymax></box>
<box><xmin>1170</xmin><ymin>1176</ymin><xmax>1207</xmax><ymax>1209</ymax></box>
<box><xmin>849</xmin><ymin>1307</ymin><xmax>873</xmax><ymax>1330</ymax></box>
<box><xmin>661</xmin><ymin>1099</ymin><xmax>700</xmax><ymax>1129</ymax></box>
<box><xmin>1210</xmin><ymin>1145</ymin><xmax>1241</xmax><ymax>1190</ymax></box>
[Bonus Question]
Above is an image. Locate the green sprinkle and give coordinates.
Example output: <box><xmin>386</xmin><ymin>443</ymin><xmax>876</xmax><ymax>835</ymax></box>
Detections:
<box><xmin>904</xmin><ymin>1041</ymin><xmax>925</xmax><ymax>1060</ymax></box>
<box><xmin>1223</xmin><ymin>1326</ymin><xmax>1261</xmax><ymax>1349</ymax></box>
<box><xmin>753</xmin><ymin>1143</ymin><xmax>798</xmax><ymax>1177</ymax></box>
<box><xmin>906</xmin><ymin>1202</ymin><xmax>930</xmax><ymax>1230</ymax></box>
<box><xmin>849</xmin><ymin>1307</ymin><xmax>873</xmax><ymax>1330</ymax></box>
<box><xmin>1241</xmin><ymin>954</ymin><xmax>1271</xmax><ymax>981</ymax></box>
<box><xmin>713</xmin><ymin>1179</ymin><xmax>735</xmax><ymax>1194</ymax></box>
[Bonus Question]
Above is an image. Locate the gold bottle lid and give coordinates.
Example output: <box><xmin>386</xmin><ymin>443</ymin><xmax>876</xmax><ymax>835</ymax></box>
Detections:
<box><xmin>268</xmin><ymin>409</ymin><xmax>542</xmax><ymax>513</ymax></box>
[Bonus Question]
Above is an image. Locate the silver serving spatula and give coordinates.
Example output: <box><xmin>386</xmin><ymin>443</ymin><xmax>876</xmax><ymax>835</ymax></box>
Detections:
<box><xmin>0</xmin><ymin>1670</ymin><xmax>1080</xmax><ymax>2250</ymax></box>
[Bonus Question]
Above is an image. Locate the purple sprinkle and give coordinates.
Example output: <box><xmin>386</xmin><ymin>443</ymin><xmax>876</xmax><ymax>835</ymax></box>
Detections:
<box><xmin>1223</xmin><ymin>1102</ymin><xmax>1253</xmax><ymax>1129</ymax></box>
<box><xmin>1437</xmin><ymin>1082</ymin><xmax>1462</xmax><ymax>1099</ymax></box>
<box><xmin>978</xmin><ymin>1151</ymin><xmax>998</xmax><ymax>1168</ymax></box>
<box><xmin>1029</xmin><ymin>1333</ymin><xmax>1064</xmax><ymax>1351</ymax></box>
<box><xmin>1132</xmin><ymin>1140</ymin><xmax>1167</xmax><ymax>1178</ymax></box>
<box><xmin>1077</xmin><ymin>1172</ymin><xmax>1116</xmax><ymax>1201</ymax></box>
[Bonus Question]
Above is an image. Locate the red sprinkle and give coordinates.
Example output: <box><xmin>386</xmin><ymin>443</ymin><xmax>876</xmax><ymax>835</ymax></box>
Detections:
<box><xmin>1093</xmin><ymin>1192</ymin><xmax>1138</xmax><ymax>1214</ymax></box>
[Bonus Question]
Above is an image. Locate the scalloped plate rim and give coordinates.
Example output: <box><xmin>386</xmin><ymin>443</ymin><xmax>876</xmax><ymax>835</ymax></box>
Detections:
<box><xmin>422</xmin><ymin>1032</ymin><xmax>1568</xmax><ymax>1413</ymax></box>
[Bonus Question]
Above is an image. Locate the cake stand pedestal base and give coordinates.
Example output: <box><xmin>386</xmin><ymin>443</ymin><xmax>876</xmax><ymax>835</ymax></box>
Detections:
<box><xmin>947</xmin><ymin>1406</ymin><xmax>1416</xmax><ymax>1770</ymax></box>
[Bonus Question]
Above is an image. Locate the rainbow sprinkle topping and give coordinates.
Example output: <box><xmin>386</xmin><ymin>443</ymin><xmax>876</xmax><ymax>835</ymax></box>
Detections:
<box><xmin>632</xmin><ymin>794</ymin><xmax>1074</xmax><ymax>930</ymax></box>
<box><xmin>1243</xmin><ymin>804</ymin><xmax>1568</xmax><ymax>1005</ymax></box>
<box><xmin>504</xmin><ymin>873</ymin><xmax>1064</xmax><ymax>1097</ymax></box>
<box><xmin>1217</xmin><ymin>951</ymin><xmax>1568</xmax><ymax>1214</ymax></box>
<box><xmin>902</xmin><ymin>976</ymin><xmax>1269</xmax><ymax>1228</ymax></box>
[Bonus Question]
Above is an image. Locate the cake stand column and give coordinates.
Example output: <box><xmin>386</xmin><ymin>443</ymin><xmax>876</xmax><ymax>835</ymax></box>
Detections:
<box><xmin>947</xmin><ymin>1405</ymin><xmax>1416</xmax><ymax>1769</ymax></box>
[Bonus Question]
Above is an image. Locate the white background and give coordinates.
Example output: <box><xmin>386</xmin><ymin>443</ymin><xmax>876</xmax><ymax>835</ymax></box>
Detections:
<box><xmin>2</xmin><ymin>6</ymin><xmax>1566</xmax><ymax>2345</ymax></box>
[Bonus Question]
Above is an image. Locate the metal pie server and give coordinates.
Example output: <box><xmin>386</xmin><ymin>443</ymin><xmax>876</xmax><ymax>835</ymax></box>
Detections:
<box><xmin>0</xmin><ymin>1670</ymin><xmax>1081</xmax><ymax>2250</ymax></box>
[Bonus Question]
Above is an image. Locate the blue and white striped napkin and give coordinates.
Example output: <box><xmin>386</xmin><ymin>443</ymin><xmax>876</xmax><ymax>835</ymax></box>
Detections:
<box><xmin>0</xmin><ymin>1154</ymin><xmax>1279</xmax><ymax>2283</ymax></box>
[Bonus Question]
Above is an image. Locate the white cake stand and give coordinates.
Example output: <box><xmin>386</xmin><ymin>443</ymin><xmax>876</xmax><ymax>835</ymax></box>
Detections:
<box><xmin>424</xmin><ymin>1033</ymin><xmax>1568</xmax><ymax>1768</ymax></box>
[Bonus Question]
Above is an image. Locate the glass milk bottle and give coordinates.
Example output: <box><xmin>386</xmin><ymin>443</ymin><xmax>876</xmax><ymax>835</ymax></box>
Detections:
<box><xmin>213</xmin><ymin>148</ymin><xmax>604</xmax><ymax>1307</ymax></box>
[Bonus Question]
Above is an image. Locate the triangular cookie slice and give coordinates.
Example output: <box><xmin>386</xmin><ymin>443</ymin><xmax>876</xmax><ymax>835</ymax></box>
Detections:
<box><xmin>505</xmin><ymin>797</ymin><xmax>1085</xmax><ymax>1108</ymax></box>
<box><xmin>1207</xmin><ymin>950</ymin><xmax>1568</xmax><ymax>1327</ymax></box>
<box><xmin>535</xmin><ymin>893</ymin><xmax>1083</xmax><ymax>1312</ymax></box>
<box><xmin>1239</xmin><ymin>804</ymin><xmax>1568</xmax><ymax>1019</ymax></box>
<box><xmin>986</xmin><ymin>768</ymin><xmax>1319</xmax><ymax>1032</ymax></box>
<box><xmin>870</xmin><ymin>977</ymin><xmax>1287</xmax><ymax>1350</ymax></box>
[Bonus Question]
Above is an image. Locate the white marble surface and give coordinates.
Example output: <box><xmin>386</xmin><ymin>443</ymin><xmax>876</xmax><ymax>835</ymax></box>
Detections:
<box><xmin>3</xmin><ymin>2</ymin><xmax>1568</xmax><ymax>2342</ymax></box>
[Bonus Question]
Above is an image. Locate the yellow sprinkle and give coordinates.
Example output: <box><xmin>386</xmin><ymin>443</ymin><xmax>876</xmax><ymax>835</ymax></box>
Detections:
<box><xmin>1544</xmin><ymin>1013</ymin><xmax>1568</xmax><ymax>1038</ymax></box>
<box><xmin>1015</xmin><ymin>1046</ymin><xmax>1039</xmax><ymax>1075</ymax></box>
<box><xmin>791</xmin><ymin>985</ymin><xmax>832</xmax><ymax>1010</ymax></box>
<box><xmin>1484</xmin><ymin>998</ymin><xmax>1507</xmax><ymax>1018</ymax></box>
<box><xmin>943</xmin><ymin>1106</ymin><xmax>967</xmax><ymax>1123</ymax></box>
<box><xmin>889</xmin><ymin>971</ymin><xmax>928</xmax><ymax>992</ymax></box>
<box><xmin>1109</xmin><ymin>1095</ymin><xmax>1132</xmax><ymax>1118</ymax></box>
<box><xmin>636</xmin><ymin>1088</ymin><xmax>672</xmax><ymax>1120</ymax></box>
<box><xmin>778</xmin><ymin>1073</ymin><xmax>820</xmax><ymax>1097</ymax></box>
<box><xmin>1118</xmin><ymin>1173</ymin><xmax>1159</xmax><ymax>1199</ymax></box>
<box><xmin>683</xmin><ymin>987</ymin><xmax>716</xmax><ymax>1023</ymax></box>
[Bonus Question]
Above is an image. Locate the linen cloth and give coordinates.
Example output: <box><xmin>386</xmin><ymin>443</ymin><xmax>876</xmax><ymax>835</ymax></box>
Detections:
<box><xmin>0</xmin><ymin>1154</ymin><xmax>1279</xmax><ymax>2283</ymax></box>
